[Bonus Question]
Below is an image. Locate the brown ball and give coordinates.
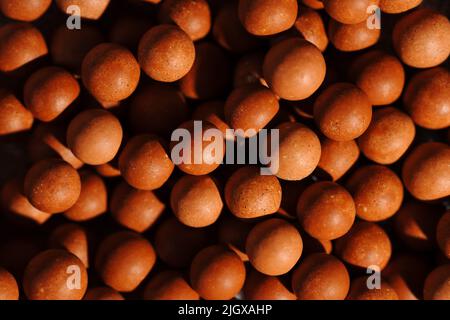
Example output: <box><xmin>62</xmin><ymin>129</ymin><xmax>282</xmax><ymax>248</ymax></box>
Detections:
<box><xmin>297</xmin><ymin>181</ymin><xmax>355</xmax><ymax>240</ymax></box>
<box><xmin>292</xmin><ymin>253</ymin><xmax>350</xmax><ymax>300</ymax></box>
<box><xmin>171</xmin><ymin>175</ymin><xmax>222</xmax><ymax>228</ymax></box>
<box><xmin>95</xmin><ymin>231</ymin><xmax>156</xmax><ymax>292</ymax></box>
<box><xmin>225</xmin><ymin>166</ymin><xmax>282</xmax><ymax>219</ymax></box>
<box><xmin>155</xmin><ymin>217</ymin><xmax>212</xmax><ymax>268</ymax></box>
<box><xmin>350</xmin><ymin>51</ymin><xmax>405</xmax><ymax>106</ymax></box>
<box><xmin>403</xmin><ymin>67</ymin><xmax>450</xmax><ymax>130</ymax></box>
<box><xmin>393</xmin><ymin>8</ymin><xmax>450</xmax><ymax>68</ymax></box>
<box><xmin>244</xmin><ymin>269</ymin><xmax>296</xmax><ymax>300</ymax></box>
<box><xmin>158</xmin><ymin>0</ymin><xmax>211</xmax><ymax>41</ymax></box>
<box><xmin>402</xmin><ymin>142</ymin><xmax>450</xmax><ymax>201</ymax></box>
<box><xmin>294</xmin><ymin>6</ymin><xmax>329</xmax><ymax>52</ymax></box>
<box><xmin>263</xmin><ymin>38</ymin><xmax>326</xmax><ymax>101</ymax></box>
<box><xmin>213</xmin><ymin>1</ymin><xmax>261</xmax><ymax>53</ymax></box>
<box><xmin>324</xmin><ymin>0</ymin><xmax>378</xmax><ymax>24</ymax></box>
<box><xmin>335</xmin><ymin>221</ymin><xmax>391</xmax><ymax>269</ymax></box>
<box><xmin>190</xmin><ymin>245</ymin><xmax>246</xmax><ymax>300</ymax></box>
<box><xmin>0</xmin><ymin>23</ymin><xmax>47</xmax><ymax>72</ymax></box>
<box><xmin>138</xmin><ymin>24</ymin><xmax>195</xmax><ymax>82</ymax></box>
<box><xmin>246</xmin><ymin>218</ymin><xmax>302</xmax><ymax>276</ymax></box>
<box><xmin>23</xmin><ymin>249</ymin><xmax>88</xmax><ymax>300</ymax></box>
<box><xmin>111</xmin><ymin>181</ymin><xmax>165</xmax><ymax>232</ymax></box>
<box><xmin>24</xmin><ymin>66</ymin><xmax>80</xmax><ymax>122</ymax></box>
<box><xmin>0</xmin><ymin>267</ymin><xmax>19</xmax><ymax>300</ymax></box>
<box><xmin>238</xmin><ymin>0</ymin><xmax>298</xmax><ymax>36</ymax></box>
<box><xmin>143</xmin><ymin>271</ymin><xmax>199</xmax><ymax>300</ymax></box>
<box><xmin>170</xmin><ymin>120</ymin><xmax>224</xmax><ymax>176</ymax></box>
<box><xmin>358</xmin><ymin>107</ymin><xmax>415</xmax><ymax>164</ymax></box>
<box><xmin>437</xmin><ymin>212</ymin><xmax>450</xmax><ymax>259</ymax></box>
<box><xmin>346</xmin><ymin>165</ymin><xmax>403</xmax><ymax>222</ymax></box>
<box><xmin>24</xmin><ymin>159</ymin><xmax>81</xmax><ymax>214</ymax></box>
<box><xmin>55</xmin><ymin>0</ymin><xmax>110</xmax><ymax>20</ymax></box>
<box><xmin>384</xmin><ymin>254</ymin><xmax>430</xmax><ymax>300</ymax></box>
<box><xmin>1</xmin><ymin>177</ymin><xmax>51</xmax><ymax>225</ymax></box>
<box><xmin>129</xmin><ymin>83</ymin><xmax>188</xmax><ymax>136</ymax></box>
<box><xmin>317</xmin><ymin>138</ymin><xmax>359</xmax><ymax>181</ymax></box>
<box><xmin>347</xmin><ymin>277</ymin><xmax>399</xmax><ymax>300</ymax></box>
<box><xmin>84</xmin><ymin>287</ymin><xmax>124</xmax><ymax>300</ymax></box>
<box><xmin>49</xmin><ymin>223</ymin><xmax>89</xmax><ymax>267</ymax></box>
<box><xmin>81</xmin><ymin>43</ymin><xmax>140</xmax><ymax>104</ymax></box>
<box><xmin>314</xmin><ymin>83</ymin><xmax>372</xmax><ymax>141</ymax></box>
<box><xmin>224</xmin><ymin>84</ymin><xmax>279</xmax><ymax>138</ymax></box>
<box><xmin>0</xmin><ymin>90</ymin><xmax>33</xmax><ymax>136</ymax></box>
<box><xmin>180</xmin><ymin>42</ymin><xmax>231</xmax><ymax>100</ymax></box>
<box><xmin>67</xmin><ymin>109</ymin><xmax>123</xmax><ymax>165</ymax></box>
<box><xmin>423</xmin><ymin>265</ymin><xmax>450</xmax><ymax>300</ymax></box>
<box><xmin>51</xmin><ymin>24</ymin><xmax>104</xmax><ymax>71</ymax></box>
<box><xmin>0</xmin><ymin>0</ymin><xmax>51</xmax><ymax>22</ymax></box>
<box><xmin>119</xmin><ymin>134</ymin><xmax>174</xmax><ymax>190</ymax></box>
<box><xmin>379</xmin><ymin>0</ymin><xmax>422</xmax><ymax>13</ymax></box>
<box><xmin>64</xmin><ymin>171</ymin><xmax>107</xmax><ymax>222</ymax></box>
<box><xmin>328</xmin><ymin>19</ymin><xmax>380</xmax><ymax>52</ymax></box>
<box><xmin>271</xmin><ymin>122</ymin><xmax>321</xmax><ymax>181</ymax></box>
<box><xmin>193</xmin><ymin>101</ymin><xmax>230</xmax><ymax>137</ymax></box>
<box><xmin>394</xmin><ymin>201</ymin><xmax>442</xmax><ymax>251</ymax></box>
